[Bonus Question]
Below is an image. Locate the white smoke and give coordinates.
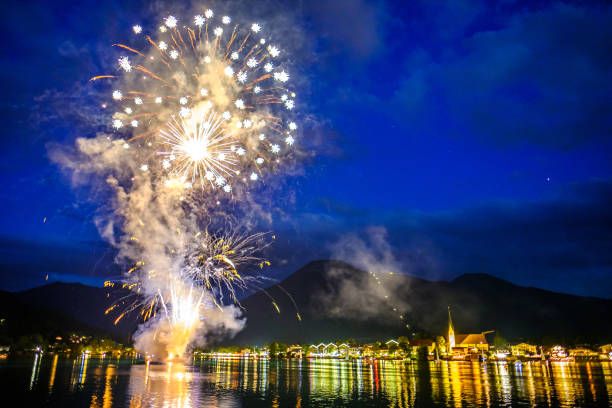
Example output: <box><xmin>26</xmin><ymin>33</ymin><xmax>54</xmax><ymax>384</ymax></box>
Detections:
<box><xmin>319</xmin><ymin>227</ymin><xmax>411</xmax><ymax>321</ymax></box>
<box><xmin>50</xmin><ymin>134</ymin><xmax>249</xmax><ymax>360</ymax></box>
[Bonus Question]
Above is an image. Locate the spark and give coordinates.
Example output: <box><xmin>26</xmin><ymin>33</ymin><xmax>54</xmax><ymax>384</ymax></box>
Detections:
<box><xmin>274</xmin><ymin>70</ymin><xmax>289</xmax><ymax>82</ymax></box>
<box><xmin>118</xmin><ymin>56</ymin><xmax>132</xmax><ymax>72</ymax></box>
<box><xmin>215</xmin><ymin>175</ymin><xmax>226</xmax><ymax>186</ymax></box>
<box><xmin>165</xmin><ymin>16</ymin><xmax>177</xmax><ymax>28</ymax></box>
<box><xmin>251</xmin><ymin>23</ymin><xmax>261</xmax><ymax>33</ymax></box>
<box><xmin>133</xmin><ymin>25</ymin><xmax>142</xmax><ymax>34</ymax></box>
<box><xmin>194</xmin><ymin>15</ymin><xmax>205</xmax><ymax>27</ymax></box>
<box><xmin>222</xmin><ymin>16</ymin><xmax>231</xmax><ymax>24</ymax></box>
<box><xmin>268</xmin><ymin>45</ymin><xmax>280</xmax><ymax>57</ymax></box>
<box><xmin>112</xmin><ymin>90</ymin><xmax>123</xmax><ymax>100</ymax></box>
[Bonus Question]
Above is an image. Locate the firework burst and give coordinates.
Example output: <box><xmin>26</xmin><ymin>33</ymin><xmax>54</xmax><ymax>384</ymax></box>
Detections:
<box><xmin>93</xmin><ymin>10</ymin><xmax>299</xmax><ymax>195</ymax></box>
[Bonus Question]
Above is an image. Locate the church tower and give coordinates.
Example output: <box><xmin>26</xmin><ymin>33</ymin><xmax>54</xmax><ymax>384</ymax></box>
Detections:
<box><xmin>448</xmin><ymin>306</ymin><xmax>456</xmax><ymax>350</ymax></box>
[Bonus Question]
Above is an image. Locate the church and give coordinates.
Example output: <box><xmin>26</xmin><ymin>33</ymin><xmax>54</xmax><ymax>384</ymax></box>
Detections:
<box><xmin>447</xmin><ymin>306</ymin><xmax>491</xmax><ymax>356</ymax></box>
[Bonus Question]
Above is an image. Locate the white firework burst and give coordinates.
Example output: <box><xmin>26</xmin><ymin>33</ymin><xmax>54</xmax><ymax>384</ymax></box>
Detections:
<box><xmin>158</xmin><ymin>110</ymin><xmax>239</xmax><ymax>191</ymax></box>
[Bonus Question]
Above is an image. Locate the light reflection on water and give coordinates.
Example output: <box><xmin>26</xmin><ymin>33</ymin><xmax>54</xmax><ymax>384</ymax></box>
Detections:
<box><xmin>2</xmin><ymin>355</ymin><xmax>612</xmax><ymax>407</ymax></box>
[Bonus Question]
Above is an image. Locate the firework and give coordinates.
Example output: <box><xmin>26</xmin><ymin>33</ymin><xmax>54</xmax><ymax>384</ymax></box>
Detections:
<box><xmin>108</xmin><ymin>227</ymin><xmax>269</xmax><ymax>318</ymax></box>
<box><xmin>105</xmin><ymin>226</ymin><xmax>273</xmax><ymax>359</ymax></box>
<box><xmin>94</xmin><ymin>10</ymin><xmax>299</xmax><ymax>194</ymax></box>
<box><xmin>82</xmin><ymin>8</ymin><xmax>304</xmax><ymax>362</ymax></box>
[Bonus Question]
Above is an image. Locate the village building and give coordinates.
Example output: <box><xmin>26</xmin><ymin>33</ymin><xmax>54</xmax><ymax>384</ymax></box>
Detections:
<box><xmin>598</xmin><ymin>344</ymin><xmax>612</xmax><ymax>360</ymax></box>
<box><xmin>568</xmin><ymin>346</ymin><xmax>599</xmax><ymax>360</ymax></box>
<box><xmin>510</xmin><ymin>343</ymin><xmax>538</xmax><ymax>357</ymax></box>
<box><xmin>286</xmin><ymin>345</ymin><xmax>303</xmax><ymax>358</ymax></box>
<box><xmin>409</xmin><ymin>339</ymin><xmax>436</xmax><ymax>357</ymax></box>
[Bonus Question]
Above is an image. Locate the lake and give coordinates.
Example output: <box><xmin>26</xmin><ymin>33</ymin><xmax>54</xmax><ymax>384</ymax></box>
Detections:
<box><xmin>2</xmin><ymin>355</ymin><xmax>612</xmax><ymax>407</ymax></box>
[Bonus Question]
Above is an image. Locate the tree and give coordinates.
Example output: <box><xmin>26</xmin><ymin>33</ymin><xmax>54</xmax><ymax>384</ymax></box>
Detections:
<box><xmin>396</xmin><ymin>336</ymin><xmax>409</xmax><ymax>354</ymax></box>
<box><xmin>388</xmin><ymin>342</ymin><xmax>399</xmax><ymax>355</ymax></box>
<box><xmin>435</xmin><ymin>336</ymin><xmax>447</xmax><ymax>355</ymax></box>
<box><xmin>267</xmin><ymin>342</ymin><xmax>287</xmax><ymax>358</ymax></box>
<box><xmin>494</xmin><ymin>333</ymin><xmax>508</xmax><ymax>349</ymax></box>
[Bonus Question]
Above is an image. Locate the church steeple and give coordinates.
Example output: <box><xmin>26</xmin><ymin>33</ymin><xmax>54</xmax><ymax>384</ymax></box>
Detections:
<box><xmin>448</xmin><ymin>305</ymin><xmax>456</xmax><ymax>349</ymax></box>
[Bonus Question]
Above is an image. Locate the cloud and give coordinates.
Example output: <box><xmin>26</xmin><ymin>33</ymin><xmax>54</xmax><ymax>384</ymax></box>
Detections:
<box><xmin>406</xmin><ymin>178</ymin><xmax>612</xmax><ymax>295</ymax></box>
<box><xmin>392</xmin><ymin>3</ymin><xmax>612</xmax><ymax>147</ymax></box>
<box><xmin>304</xmin><ymin>0</ymin><xmax>388</xmax><ymax>60</ymax></box>
<box><xmin>271</xmin><ymin>178</ymin><xmax>612</xmax><ymax>298</ymax></box>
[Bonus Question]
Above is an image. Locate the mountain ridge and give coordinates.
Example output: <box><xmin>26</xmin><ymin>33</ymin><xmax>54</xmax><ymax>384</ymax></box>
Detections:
<box><xmin>4</xmin><ymin>260</ymin><xmax>611</xmax><ymax>345</ymax></box>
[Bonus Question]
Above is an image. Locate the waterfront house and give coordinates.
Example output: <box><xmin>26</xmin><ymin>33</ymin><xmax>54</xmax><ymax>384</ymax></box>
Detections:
<box><xmin>286</xmin><ymin>345</ymin><xmax>303</xmax><ymax>358</ymax></box>
<box><xmin>410</xmin><ymin>339</ymin><xmax>436</xmax><ymax>358</ymax></box>
<box><xmin>598</xmin><ymin>344</ymin><xmax>612</xmax><ymax>360</ymax></box>
<box><xmin>510</xmin><ymin>343</ymin><xmax>538</xmax><ymax>357</ymax></box>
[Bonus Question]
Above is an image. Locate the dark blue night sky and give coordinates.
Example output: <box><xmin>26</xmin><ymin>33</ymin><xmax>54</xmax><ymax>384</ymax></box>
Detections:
<box><xmin>1</xmin><ymin>0</ymin><xmax>611</xmax><ymax>297</ymax></box>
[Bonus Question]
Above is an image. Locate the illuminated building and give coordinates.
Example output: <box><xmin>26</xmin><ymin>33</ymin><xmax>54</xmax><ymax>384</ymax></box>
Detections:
<box><xmin>510</xmin><ymin>343</ymin><xmax>538</xmax><ymax>357</ymax></box>
<box><xmin>598</xmin><ymin>344</ymin><xmax>612</xmax><ymax>360</ymax></box>
<box><xmin>409</xmin><ymin>339</ymin><xmax>436</xmax><ymax>357</ymax></box>
<box><xmin>286</xmin><ymin>345</ymin><xmax>303</xmax><ymax>359</ymax></box>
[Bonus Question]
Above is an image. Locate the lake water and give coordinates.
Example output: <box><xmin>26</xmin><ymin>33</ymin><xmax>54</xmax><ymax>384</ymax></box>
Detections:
<box><xmin>2</xmin><ymin>355</ymin><xmax>612</xmax><ymax>407</ymax></box>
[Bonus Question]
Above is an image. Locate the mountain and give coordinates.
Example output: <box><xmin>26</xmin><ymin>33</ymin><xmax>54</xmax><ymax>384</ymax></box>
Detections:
<box><xmin>14</xmin><ymin>282</ymin><xmax>136</xmax><ymax>342</ymax></box>
<box><xmin>0</xmin><ymin>289</ymin><xmax>107</xmax><ymax>341</ymax></box>
<box><xmin>231</xmin><ymin>260</ymin><xmax>612</xmax><ymax>345</ymax></box>
<box><xmin>5</xmin><ymin>260</ymin><xmax>612</xmax><ymax>346</ymax></box>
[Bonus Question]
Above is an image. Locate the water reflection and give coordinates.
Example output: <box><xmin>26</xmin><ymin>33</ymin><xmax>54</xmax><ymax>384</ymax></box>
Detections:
<box><xmin>10</xmin><ymin>356</ymin><xmax>612</xmax><ymax>407</ymax></box>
